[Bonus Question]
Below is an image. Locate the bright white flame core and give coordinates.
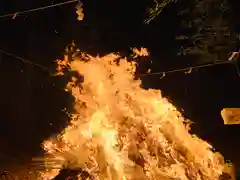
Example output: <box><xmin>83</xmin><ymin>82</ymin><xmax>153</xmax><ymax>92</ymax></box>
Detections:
<box><xmin>42</xmin><ymin>52</ymin><xmax>225</xmax><ymax>179</ymax></box>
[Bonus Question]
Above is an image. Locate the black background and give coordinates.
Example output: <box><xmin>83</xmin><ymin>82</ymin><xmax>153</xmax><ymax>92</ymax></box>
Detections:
<box><xmin>0</xmin><ymin>0</ymin><xmax>240</xmax><ymax>170</ymax></box>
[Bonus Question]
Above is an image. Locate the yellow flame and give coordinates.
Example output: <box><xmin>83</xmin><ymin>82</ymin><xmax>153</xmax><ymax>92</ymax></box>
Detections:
<box><xmin>132</xmin><ymin>47</ymin><xmax>149</xmax><ymax>58</ymax></box>
<box><xmin>41</xmin><ymin>50</ymin><xmax>226</xmax><ymax>179</ymax></box>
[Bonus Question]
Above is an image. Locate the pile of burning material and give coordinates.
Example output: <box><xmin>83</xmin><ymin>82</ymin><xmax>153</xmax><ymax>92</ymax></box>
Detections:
<box><xmin>39</xmin><ymin>50</ymin><xmax>233</xmax><ymax>179</ymax></box>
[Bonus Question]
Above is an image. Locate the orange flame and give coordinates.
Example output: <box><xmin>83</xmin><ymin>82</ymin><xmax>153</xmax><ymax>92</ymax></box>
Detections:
<box><xmin>41</xmin><ymin>50</ymin><xmax>226</xmax><ymax>179</ymax></box>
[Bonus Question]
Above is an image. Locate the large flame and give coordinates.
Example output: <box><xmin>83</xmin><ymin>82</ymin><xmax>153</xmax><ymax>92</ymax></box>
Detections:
<box><xmin>41</xmin><ymin>50</ymin><xmax>226</xmax><ymax>179</ymax></box>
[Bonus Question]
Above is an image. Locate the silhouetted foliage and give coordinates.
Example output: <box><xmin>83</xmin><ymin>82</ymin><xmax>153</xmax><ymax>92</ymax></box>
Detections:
<box><xmin>146</xmin><ymin>0</ymin><xmax>237</xmax><ymax>64</ymax></box>
<box><xmin>177</xmin><ymin>0</ymin><xmax>237</xmax><ymax>63</ymax></box>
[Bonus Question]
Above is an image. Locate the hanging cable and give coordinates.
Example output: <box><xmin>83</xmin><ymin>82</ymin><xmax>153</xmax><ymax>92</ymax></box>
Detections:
<box><xmin>0</xmin><ymin>49</ymin><xmax>51</xmax><ymax>73</ymax></box>
<box><xmin>140</xmin><ymin>60</ymin><xmax>233</xmax><ymax>77</ymax></box>
<box><xmin>0</xmin><ymin>0</ymin><xmax>79</xmax><ymax>19</ymax></box>
<box><xmin>0</xmin><ymin>48</ymin><xmax>238</xmax><ymax>78</ymax></box>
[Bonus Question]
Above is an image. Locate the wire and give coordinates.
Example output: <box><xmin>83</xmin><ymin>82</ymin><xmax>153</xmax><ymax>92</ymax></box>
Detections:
<box><xmin>0</xmin><ymin>0</ymin><xmax>79</xmax><ymax>19</ymax></box>
<box><xmin>140</xmin><ymin>60</ymin><xmax>233</xmax><ymax>77</ymax></box>
<box><xmin>0</xmin><ymin>49</ymin><xmax>51</xmax><ymax>72</ymax></box>
<box><xmin>0</xmin><ymin>48</ymin><xmax>237</xmax><ymax>78</ymax></box>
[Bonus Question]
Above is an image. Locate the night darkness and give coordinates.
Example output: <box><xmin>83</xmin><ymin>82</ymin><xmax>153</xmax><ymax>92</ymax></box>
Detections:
<box><xmin>1</xmin><ymin>0</ymin><xmax>240</xmax><ymax>174</ymax></box>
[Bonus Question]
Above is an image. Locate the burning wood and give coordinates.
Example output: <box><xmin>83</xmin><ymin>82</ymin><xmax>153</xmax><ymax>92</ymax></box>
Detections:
<box><xmin>38</xmin><ymin>50</ymin><xmax>229</xmax><ymax>179</ymax></box>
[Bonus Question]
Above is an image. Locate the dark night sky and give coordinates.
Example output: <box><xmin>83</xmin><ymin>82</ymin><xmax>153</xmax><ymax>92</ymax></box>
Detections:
<box><xmin>1</xmin><ymin>0</ymin><xmax>240</xmax><ymax>171</ymax></box>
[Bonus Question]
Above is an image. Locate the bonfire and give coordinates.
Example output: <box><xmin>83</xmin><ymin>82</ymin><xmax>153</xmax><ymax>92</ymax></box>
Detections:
<box><xmin>39</xmin><ymin>48</ymin><xmax>232</xmax><ymax>180</ymax></box>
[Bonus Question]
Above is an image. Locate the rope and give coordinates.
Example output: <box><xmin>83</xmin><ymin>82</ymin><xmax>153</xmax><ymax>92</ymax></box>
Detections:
<box><xmin>0</xmin><ymin>48</ymin><xmax>238</xmax><ymax>77</ymax></box>
<box><xmin>0</xmin><ymin>49</ymin><xmax>51</xmax><ymax>72</ymax></box>
<box><xmin>140</xmin><ymin>60</ymin><xmax>234</xmax><ymax>77</ymax></box>
<box><xmin>0</xmin><ymin>0</ymin><xmax>79</xmax><ymax>19</ymax></box>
